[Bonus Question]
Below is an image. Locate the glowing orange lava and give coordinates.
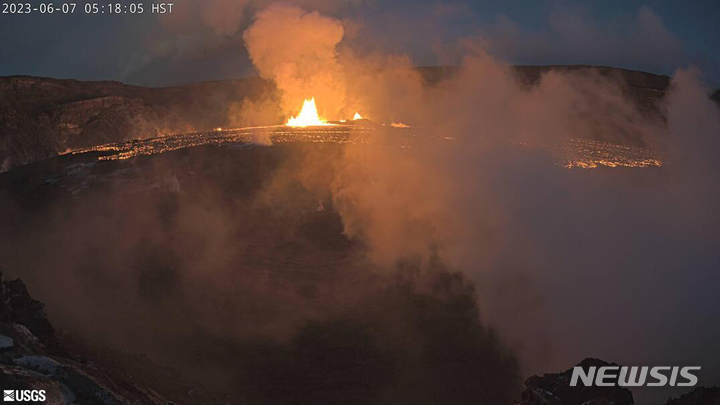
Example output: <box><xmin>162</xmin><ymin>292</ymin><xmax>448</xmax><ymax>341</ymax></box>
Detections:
<box><xmin>286</xmin><ymin>98</ymin><xmax>334</xmax><ymax>127</ymax></box>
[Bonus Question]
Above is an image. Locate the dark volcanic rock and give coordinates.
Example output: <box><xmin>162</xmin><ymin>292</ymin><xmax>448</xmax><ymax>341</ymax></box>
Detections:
<box><xmin>665</xmin><ymin>387</ymin><xmax>720</xmax><ymax>405</ymax></box>
<box><xmin>517</xmin><ymin>358</ymin><xmax>634</xmax><ymax>405</ymax></box>
<box><xmin>4</xmin><ymin>65</ymin><xmax>716</xmax><ymax>171</ymax></box>
<box><xmin>0</xmin><ymin>75</ymin><xmax>272</xmax><ymax>170</ymax></box>
<box><xmin>0</xmin><ymin>272</ymin><xmax>55</xmax><ymax>347</ymax></box>
<box><xmin>0</xmin><ymin>270</ymin><xmax>169</xmax><ymax>404</ymax></box>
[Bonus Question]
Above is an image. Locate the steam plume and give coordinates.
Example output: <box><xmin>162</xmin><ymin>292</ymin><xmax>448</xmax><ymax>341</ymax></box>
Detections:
<box><xmin>243</xmin><ymin>3</ymin><xmax>347</xmax><ymax>119</ymax></box>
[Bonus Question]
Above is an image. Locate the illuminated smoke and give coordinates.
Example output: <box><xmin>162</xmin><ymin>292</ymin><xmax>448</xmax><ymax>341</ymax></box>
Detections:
<box><xmin>243</xmin><ymin>3</ymin><xmax>347</xmax><ymax>121</ymax></box>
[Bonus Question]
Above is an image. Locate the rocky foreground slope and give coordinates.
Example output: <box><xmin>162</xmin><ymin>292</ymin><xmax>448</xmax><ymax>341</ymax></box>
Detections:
<box><xmin>2</xmin><ymin>270</ymin><xmax>717</xmax><ymax>404</ymax></box>
<box><xmin>0</xmin><ymin>270</ymin><xmax>169</xmax><ymax>404</ymax></box>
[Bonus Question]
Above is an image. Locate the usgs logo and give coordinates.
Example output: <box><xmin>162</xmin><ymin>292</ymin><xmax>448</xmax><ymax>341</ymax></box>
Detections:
<box><xmin>570</xmin><ymin>366</ymin><xmax>700</xmax><ymax>387</ymax></box>
<box><xmin>3</xmin><ymin>390</ymin><xmax>46</xmax><ymax>402</ymax></box>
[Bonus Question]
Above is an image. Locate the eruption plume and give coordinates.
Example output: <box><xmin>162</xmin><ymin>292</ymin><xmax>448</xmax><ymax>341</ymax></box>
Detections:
<box><xmin>243</xmin><ymin>3</ymin><xmax>347</xmax><ymax>122</ymax></box>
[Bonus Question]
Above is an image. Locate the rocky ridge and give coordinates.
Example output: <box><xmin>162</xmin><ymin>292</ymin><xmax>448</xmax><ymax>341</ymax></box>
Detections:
<box><xmin>0</xmin><ymin>75</ymin><xmax>271</xmax><ymax>171</ymax></box>
<box><xmin>4</xmin><ymin>65</ymin><xmax>717</xmax><ymax>172</ymax></box>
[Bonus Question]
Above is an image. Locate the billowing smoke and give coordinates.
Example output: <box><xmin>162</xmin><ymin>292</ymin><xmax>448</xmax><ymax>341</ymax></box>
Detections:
<box><xmin>243</xmin><ymin>3</ymin><xmax>347</xmax><ymax>120</ymax></box>
<box><xmin>0</xmin><ymin>140</ymin><xmax>520</xmax><ymax>403</ymax></box>
<box><xmin>333</xmin><ymin>49</ymin><xmax>665</xmax><ymax>266</ymax></box>
<box><xmin>0</xmin><ymin>3</ymin><xmax>718</xmax><ymax>405</ymax></box>
<box><xmin>329</xmin><ymin>48</ymin><xmax>720</xmax><ymax>404</ymax></box>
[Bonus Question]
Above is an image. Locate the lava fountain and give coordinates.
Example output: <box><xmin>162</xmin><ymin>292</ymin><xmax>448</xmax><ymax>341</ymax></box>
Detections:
<box><xmin>286</xmin><ymin>98</ymin><xmax>334</xmax><ymax>127</ymax></box>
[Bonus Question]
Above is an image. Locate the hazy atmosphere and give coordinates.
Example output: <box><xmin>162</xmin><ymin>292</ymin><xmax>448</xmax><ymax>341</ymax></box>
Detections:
<box><xmin>1</xmin><ymin>0</ymin><xmax>719</xmax><ymax>85</ymax></box>
<box><xmin>0</xmin><ymin>1</ymin><xmax>719</xmax><ymax>405</ymax></box>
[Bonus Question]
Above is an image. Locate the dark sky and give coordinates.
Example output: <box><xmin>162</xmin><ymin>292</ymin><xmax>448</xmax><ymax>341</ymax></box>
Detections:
<box><xmin>0</xmin><ymin>0</ymin><xmax>718</xmax><ymax>86</ymax></box>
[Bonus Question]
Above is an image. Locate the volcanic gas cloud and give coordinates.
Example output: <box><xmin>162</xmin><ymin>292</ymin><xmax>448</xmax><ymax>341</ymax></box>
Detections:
<box><xmin>0</xmin><ymin>3</ymin><xmax>718</xmax><ymax>405</ymax></box>
<box><xmin>238</xmin><ymin>3</ymin><xmax>720</xmax><ymax>398</ymax></box>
